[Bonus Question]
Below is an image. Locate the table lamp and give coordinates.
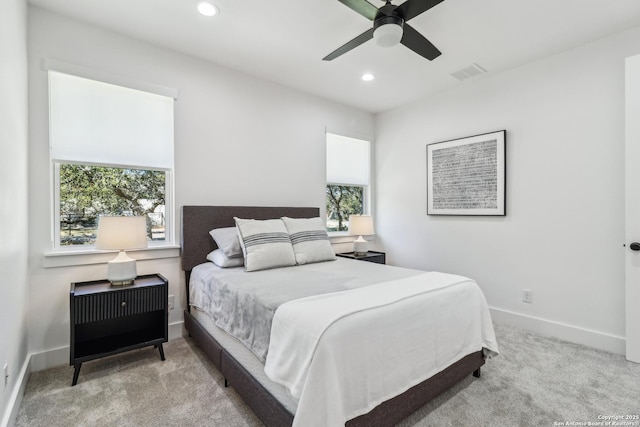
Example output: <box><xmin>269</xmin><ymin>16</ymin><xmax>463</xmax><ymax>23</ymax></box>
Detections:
<box><xmin>96</xmin><ymin>216</ymin><xmax>148</xmax><ymax>285</ymax></box>
<box><xmin>349</xmin><ymin>214</ymin><xmax>374</xmax><ymax>256</ymax></box>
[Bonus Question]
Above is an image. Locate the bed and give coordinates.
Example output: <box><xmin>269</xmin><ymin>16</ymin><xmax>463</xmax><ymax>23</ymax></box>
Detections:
<box><xmin>181</xmin><ymin>205</ymin><xmax>498</xmax><ymax>426</ymax></box>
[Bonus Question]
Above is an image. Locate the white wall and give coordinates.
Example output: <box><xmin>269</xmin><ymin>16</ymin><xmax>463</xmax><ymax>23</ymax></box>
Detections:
<box><xmin>375</xmin><ymin>26</ymin><xmax>640</xmax><ymax>354</ymax></box>
<box><xmin>0</xmin><ymin>0</ymin><xmax>29</xmax><ymax>424</ymax></box>
<box><xmin>27</xmin><ymin>7</ymin><xmax>374</xmax><ymax>367</ymax></box>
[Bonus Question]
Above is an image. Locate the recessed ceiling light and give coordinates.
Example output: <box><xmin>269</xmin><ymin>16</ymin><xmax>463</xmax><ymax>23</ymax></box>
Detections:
<box><xmin>197</xmin><ymin>1</ymin><xmax>219</xmax><ymax>17</ymax></box>
<box><xmin>361</xmin><ymin>73</ymin><xmax>375</xmax><ymax>82</ymax></box>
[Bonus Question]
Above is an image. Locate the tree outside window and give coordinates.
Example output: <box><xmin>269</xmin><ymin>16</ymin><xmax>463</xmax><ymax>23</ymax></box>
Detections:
<box><xmin>325</xmin><ymin>185</ymin><xmax>363</xmax><ymax>232</ymax></box>
<box><xmin>59</xmin><ymin>164</ymin><xmax>166</xmax><ymax>246</ymax></box>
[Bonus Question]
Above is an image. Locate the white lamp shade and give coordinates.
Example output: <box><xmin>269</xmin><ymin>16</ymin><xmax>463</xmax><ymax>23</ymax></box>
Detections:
<box><xmin>373</xmin><ymin>23</ymin><xmax>403</xmax><ymax>47</ymax></box>
<box><xmin>349</xmin><ymin>215</ymin><xmax>374</xmax><ymax>236</ymax></box>
<box><xmin>95</xmin><ymin>216</ymin><xmax>148</xmax><ymax>250</ymax></box>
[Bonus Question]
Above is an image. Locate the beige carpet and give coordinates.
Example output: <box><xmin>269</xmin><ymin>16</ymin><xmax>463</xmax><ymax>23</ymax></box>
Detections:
<box><xmin>15</xmin><ymin>324</ymin><xmax>640</xmax><ymax>426</ymax></box>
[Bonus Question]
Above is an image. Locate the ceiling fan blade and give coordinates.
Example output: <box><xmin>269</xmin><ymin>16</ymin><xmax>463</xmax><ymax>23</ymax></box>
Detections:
<box><xmin>396</xmin><ymin>0</ymin><xmax>445</xmax><ymax>21</ymax></box>
<box><xmin>323</xmin><ymin>28</ymin><xmax>375</xmax><ymax>61</ymax></box>
<box><xmin>337</xmin><ymin>0</ymin><xmax>378</xmax><ymax>21</ymax></box>
<box><xmin>400</xmin><ymin>24</ymin><xmax>441</xmax><ymax>60</ymax></box>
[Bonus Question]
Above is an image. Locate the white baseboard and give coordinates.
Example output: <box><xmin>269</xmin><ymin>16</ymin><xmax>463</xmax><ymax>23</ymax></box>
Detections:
<box><xmin>490</xmin><ymin>306</ymin><xmax>626</xmax><ymax>355</ymax></box>
<box><xmin>1</xmin><ymin>353</ymin><xmax>31</xmax><ymax>427</ymax></box>
<box><xmin>169</xmin><ymin>320</ymin><xmax>186</xmax><ymax>339</ymax></box>
<box><xmin>29</xmin><ymin>345</ymin><xmax>68</xmax><ymax>373</ymax></box>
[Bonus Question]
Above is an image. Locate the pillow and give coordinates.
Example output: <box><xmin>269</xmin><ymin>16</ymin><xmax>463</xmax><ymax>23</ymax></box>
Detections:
<box><xmin>209</xmin><ymin>227</ymin><xmax>243</xmax><ymax>258</ymax></box>
<box><xmin>281</xmin><ymin>217</ymin><xmax>336</xmax><ymax>265</ymax></box>
<box><xmin>234</xmin><ymin>218</ymin><xmax>296</xmax><ymax>272</ymax></box>
<box><xmin>206</xmin><ymin>249</ymin><xmax>244</xmax><ymax>268</ymax></box>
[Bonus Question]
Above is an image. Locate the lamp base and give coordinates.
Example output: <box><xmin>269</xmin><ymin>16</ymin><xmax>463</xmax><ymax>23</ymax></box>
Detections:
<box><xmin>107</xmin><ymin>250</ymin><xmax>137</xmax><ymax>286</ymax></box>
<box><xmin>353</xmin><ymin>236</ymin><xmax>368</xmax><ymax>256</ymax></box>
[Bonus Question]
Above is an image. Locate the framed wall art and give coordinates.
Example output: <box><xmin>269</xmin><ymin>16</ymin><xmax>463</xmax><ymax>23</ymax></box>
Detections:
<box><xmin>427</xmin><ymin>130</ymin><xmax>506</xmax><ymax>216</ymax></box>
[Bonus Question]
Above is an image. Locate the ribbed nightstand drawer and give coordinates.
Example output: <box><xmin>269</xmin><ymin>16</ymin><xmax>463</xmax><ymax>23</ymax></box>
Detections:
<box><xmin>73</xmin><ymin>286</ymin><xmax>166</xmax><ymax>324</ymax></box>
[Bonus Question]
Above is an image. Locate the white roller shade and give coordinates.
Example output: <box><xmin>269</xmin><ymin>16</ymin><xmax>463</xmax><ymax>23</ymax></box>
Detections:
<box><xmin>326</xmin><ymin>133</ymin><xmax>370</xmax><ymax>185</ymax></box>
<box><xmin>49</xmin><ymin>71</ymin><xmax>174</xmax><ymax>169</ymax></box>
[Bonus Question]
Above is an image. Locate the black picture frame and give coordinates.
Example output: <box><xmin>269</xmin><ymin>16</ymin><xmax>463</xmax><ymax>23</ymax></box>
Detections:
<box><xmin>427</xmin><ymin>130</ymin><xmax>506</xmax><ymax>216</ymax></box>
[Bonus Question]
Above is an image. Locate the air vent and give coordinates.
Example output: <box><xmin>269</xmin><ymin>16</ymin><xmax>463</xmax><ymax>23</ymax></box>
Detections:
<box><xmin>450</xmin><ymin>63</ymin><xmax>487</xmax><ymax>82</ymax></box>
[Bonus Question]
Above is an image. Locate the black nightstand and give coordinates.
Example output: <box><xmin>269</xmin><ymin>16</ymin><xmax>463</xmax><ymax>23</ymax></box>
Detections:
<box><xmin>336</xmin><ymin>250</ymin><xmax>386</xmax><ymax>265</ymax></box>
<box><xmin>69</xmin><ymin>274</ymin><xmax>168</xmax><ymax>386</ymax></box>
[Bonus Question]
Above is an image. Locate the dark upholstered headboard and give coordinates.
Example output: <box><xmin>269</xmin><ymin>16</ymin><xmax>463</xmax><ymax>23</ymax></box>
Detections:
<box><xmin>180</xmin><ymin>205</ymin><xmax>320</xmax><ymax>273</ymax></box>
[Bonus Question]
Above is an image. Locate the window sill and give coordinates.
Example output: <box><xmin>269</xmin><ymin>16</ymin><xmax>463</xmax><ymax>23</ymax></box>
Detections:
<box><xmin>43</xmin><ymin>245</ymin><xmax>180</xmax><ymax>268</ymax></box>
<box><xmin>329</xmin><ymin>233</ymin><xmax>356</xmax><ymax>244</ymax></box>
<box><xmin>329</xmin><ymin>234</ymin><xmax>375</xmax><ymax>244</ymax></box>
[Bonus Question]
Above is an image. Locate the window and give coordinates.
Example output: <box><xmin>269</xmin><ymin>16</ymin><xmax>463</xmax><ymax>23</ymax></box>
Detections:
<box><xmin>326</xmin><ymin>133</ymin><xmax>371</xmax><ymax>232</ymax></box>
<box><xmin>48</xmin><ymin>70</ymin><xmax>175</xmax><ymax>249</ymax></box>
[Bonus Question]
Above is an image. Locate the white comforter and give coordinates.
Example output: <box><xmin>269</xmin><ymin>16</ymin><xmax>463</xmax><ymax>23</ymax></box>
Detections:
<box><xmin>264</xmin><ymin>271</ymin><xmax>499</xmax><ymax>427</ymax></box>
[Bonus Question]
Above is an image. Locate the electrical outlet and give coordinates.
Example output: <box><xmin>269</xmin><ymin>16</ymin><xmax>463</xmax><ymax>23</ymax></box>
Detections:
<box><xmin>522</xmin><ymin>289</ymin><xmax>533</xmax><ymax>304</ymax></box>
<box><xmin>168</xmin><ymin>295</ymin><xmax>174</xmax><ymax>310</ymax></box>
<box><xmin>4</xmin><ymin>363</ymin><xmax>8</xmax><ymax>388</ymax></box>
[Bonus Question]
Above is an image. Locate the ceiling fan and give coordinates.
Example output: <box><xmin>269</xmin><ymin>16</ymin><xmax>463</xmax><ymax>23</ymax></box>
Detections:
<box><xmin>323</xmin><ymin>0</ymin><xmax>445</xmax><ymax>61</ymax></box>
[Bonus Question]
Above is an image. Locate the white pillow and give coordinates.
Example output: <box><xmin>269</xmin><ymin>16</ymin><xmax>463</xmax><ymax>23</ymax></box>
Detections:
<box><xmin>206</xmin><ymin>249</ymin><xmax>244</xmax><ymax>268</ymax></box>
<box><xmin>234</xmin><ymin>218</ymin><xmax>296</xmax><ymax>272</ymax></box>
<box><xmin>209</xmin><ymin>227</ymin><xmax>243</xmax><ymax>258</ymax></box>
<box><xmin>281</xmin><ymin>217</ymin><xmax>336</xmax><ymax>265</ymax></box>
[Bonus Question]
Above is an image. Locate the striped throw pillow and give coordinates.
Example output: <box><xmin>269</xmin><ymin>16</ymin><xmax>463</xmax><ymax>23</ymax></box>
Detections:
<box><xmin>234</xmin><ymin>218</ymin><xmax>296</xmax><ymax>272</ymax></box>
<box><xmin>281</xmin><ymin>217</ymin><xmax>336</xmax><ymax>265</ymax></box>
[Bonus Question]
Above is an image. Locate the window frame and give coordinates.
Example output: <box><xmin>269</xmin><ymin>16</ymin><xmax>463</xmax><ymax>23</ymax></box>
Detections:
<box><xmin>325</xmin><ymin>132</ymin><xmax>373</xmax><ymax>236</ymax></box>
<box><xmin>45</xmin><ymin>62</ymin><xmax>177</xmax><ymax>254</ymax></box>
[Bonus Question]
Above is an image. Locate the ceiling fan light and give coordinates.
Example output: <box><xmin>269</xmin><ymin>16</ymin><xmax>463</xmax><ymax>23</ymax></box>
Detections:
<box><xmin>373</xmin><ymin>23</ymin><xmax>403</xmax><ymax>48</ymax></box>
<box><xmin>196</xmin><ymin>1</ymin><xmax>218</xmax><ymax>17</ymax></box>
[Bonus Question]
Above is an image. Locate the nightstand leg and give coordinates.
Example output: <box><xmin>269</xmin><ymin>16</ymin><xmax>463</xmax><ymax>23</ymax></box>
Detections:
<box><xmin>156</xmin><ymin>343</ymin><xmax>165</xmax><ymax>361</ymax></box>
<box><xmin>72</xmin><ymin>363</ymin><xmax>82</xmax><ymax>386</ymax></box>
